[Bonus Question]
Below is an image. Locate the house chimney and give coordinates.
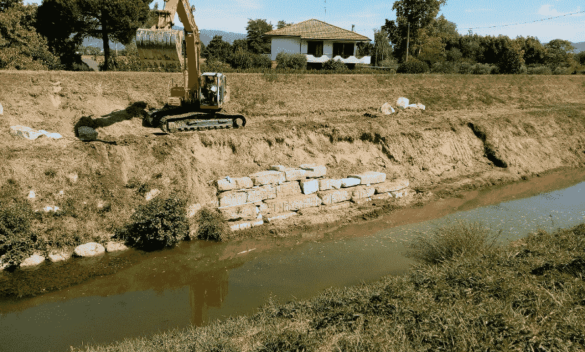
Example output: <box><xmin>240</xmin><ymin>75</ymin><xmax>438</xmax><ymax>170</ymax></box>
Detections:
<box><xmin>351</xmin><ymin>24</ymin><xmax>355</xmax><ymax>32</ymax></box>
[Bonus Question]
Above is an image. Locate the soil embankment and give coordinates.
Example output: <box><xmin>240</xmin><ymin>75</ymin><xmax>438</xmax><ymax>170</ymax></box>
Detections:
<box><xmin>1</xmin><ymin>72</ymin><xmax>585</xmax><ymax>246</ymax></box>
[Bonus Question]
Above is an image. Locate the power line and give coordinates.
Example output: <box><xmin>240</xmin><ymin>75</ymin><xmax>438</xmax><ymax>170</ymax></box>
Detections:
<box><xmin>464</xmin><ymin>9</ymin><xmax>585</xmax><ymax>30</ymax></box>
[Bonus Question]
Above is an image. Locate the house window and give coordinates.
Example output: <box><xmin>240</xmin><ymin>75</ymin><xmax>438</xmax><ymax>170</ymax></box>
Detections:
<box><xmin>307</xmin><ymin>41</ymin><xmax>323</xmax><ymax>57</ymax></box>
<box><xmin>333</xmin><ymin>43</ymin><xmax>355</xmax><ymax>58</ymax></box>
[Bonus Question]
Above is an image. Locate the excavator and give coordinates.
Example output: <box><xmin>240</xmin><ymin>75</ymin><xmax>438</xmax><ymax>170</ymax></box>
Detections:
<box><xmin>135</xmin><ymin>0</ymin><xmax>246</xmax><ymax>133</ymax></box>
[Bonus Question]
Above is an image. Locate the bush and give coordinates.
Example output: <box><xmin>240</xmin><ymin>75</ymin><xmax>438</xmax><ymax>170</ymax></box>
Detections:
<box><xmin>0</xmin><ymin>201</ymin><xmax>37</xmax><ymax>268</ymax></box>
<box><xmin>431</xmin><ymin>61</ymin><xmax>456</xmax><ymax>74</ymax></box>
<box><xmin>253</xmin><ymin>54</ymin><xmax>272</xmax><ymax>69</ymax></box>
<box><xmin>527</xmin><ymin>65</ymin><xmax>552</xmax><ymax>75</ymax></box>
<box><xmin>322</xmin><ymin>59</ymin><xmax>348</xmax><ymax>71</ymax></box>
<box><xmin>229</xmin><ymin>51</ymin><xmax>254</xmax><ymax>69</ymax></box>
<box><xmin>196</xmin><ymin>207</ymin><xmax>229</xmax><ymax>242</ymax></box>
<box><xmin>471</xmin><ymin>63</ymin><xmax>498</xmax><ymax>75</ymax></box>
<box><xmin>201</xmin><ymin>59</ymin><xmax>232</xmax><ymax>73</ymax></box>
<box><xmin>116</xmin><ymin>195</ymin><xmax>188</xmax><ymax>249</ymax></box>
<box><xmin>396</xmin><ymin>59</ymin><xmax>429</xmax><ymax>74</ymax></box>
<box><xmin>457</xmin><ymin>62</ymin><xmax>474</xmax><ymax>74</ymax></box>
<box><xmin>406</xmin><ymin>222</ymin><xmax>499</xmax><ymax>265</ymax></box>
<box><xmin>576</xmin><ymin>51</ymin><xmax>585</xmax><ymax>66</ymax></box>
<box><xmin>275</xmin><ymin>52</ymin><xmax>307</xmax><ymax>70</ymax></box>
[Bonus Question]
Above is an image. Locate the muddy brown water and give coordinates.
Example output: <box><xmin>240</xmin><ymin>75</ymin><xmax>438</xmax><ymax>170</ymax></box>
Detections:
<box><xmin>1</xmin><ymin>169</ymin><xmax>585</xmax><ymax>352</ymax></box>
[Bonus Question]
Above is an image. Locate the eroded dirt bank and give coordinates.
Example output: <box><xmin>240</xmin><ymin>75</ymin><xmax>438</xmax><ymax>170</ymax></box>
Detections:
<box><xmin>1</xmin><ymin>72</ymin><xmax>585</xmax><ymax>246</ymax></box>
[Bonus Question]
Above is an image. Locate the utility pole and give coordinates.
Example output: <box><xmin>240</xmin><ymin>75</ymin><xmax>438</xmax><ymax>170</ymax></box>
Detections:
<box><xmin>406</xmin><ymin>22</ymin><xmax>410</xmax><ymax>62</ymax></box>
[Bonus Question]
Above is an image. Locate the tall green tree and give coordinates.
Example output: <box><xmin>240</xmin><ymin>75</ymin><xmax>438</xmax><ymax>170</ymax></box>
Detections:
<box><xmin>202</xmin><ymin>35</ymin><xmax>231</xmax><ymax>62</ymax></box>
<box><xmin>36</xmin><ymin>0</ymin><xmax>85</xmax><ymax>69</ymax></box>
<box><xmin>544</xmin><ymin>39</ymin><xmax>575</xmax><ymax>70</ymax></box>
<box><xmin>517</xmin><ymin>36</ymin><xmax>545</xmax><ymax>66</ymax></box>
<box><xmin>77</xmin><ymin>0</ymin><xmax>151</xmax><ymax>70</ymax></box>
<box><xmin>382</xmin><ymin>0</ymin><xmax>446</xmax><ymax>61</ymax></box>
<box><xmin>277</xmin><ymin>20</ymin><xmax>293</xmax><ymax>29</ymax></box>
<box><xmin>373</xmin><ymin>28</ymin><xmax>393</xmax><ymax>65</ymax></box>
<box><xmin>0</xmin><ymin>0</ymin><xmax>60</xmax><ymax>69</ymax></box>
<box><xmin>246</xmin><ymin>19</ymin><xmax>272</xmax><ymax>54</ymax></box>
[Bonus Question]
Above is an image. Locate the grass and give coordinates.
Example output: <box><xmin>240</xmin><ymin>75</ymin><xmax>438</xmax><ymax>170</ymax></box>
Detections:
<box><xmin>74</xmin><ymin>222</ymin><xmax>585</xmax><ymax>351</ymax></box>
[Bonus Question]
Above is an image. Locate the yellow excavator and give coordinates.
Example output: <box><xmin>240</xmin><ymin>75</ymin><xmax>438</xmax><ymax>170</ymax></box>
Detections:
<box><xmin>136</xmin><ymin>0</ymin><xmax>246</xmax><ymax>133</ymax></box>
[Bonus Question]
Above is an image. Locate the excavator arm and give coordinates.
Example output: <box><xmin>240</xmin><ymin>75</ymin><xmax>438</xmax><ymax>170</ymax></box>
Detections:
<box><xmin>136</xmin><ymin>0</ymin><xmax>200</xmax><ymax>103</ymax></box>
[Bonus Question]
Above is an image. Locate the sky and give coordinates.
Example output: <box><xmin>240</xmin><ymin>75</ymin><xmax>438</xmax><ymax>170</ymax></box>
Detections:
<box><xmin>26</xmin><ymin>0</ymin><xmax>585</xmax><ymax>43</ymax></box>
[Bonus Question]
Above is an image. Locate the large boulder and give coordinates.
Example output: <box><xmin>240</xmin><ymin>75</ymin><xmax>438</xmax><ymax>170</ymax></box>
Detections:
<box><xmin>145</xmin><ymin>189</ymin><xmax>160</xmax><ymax>201</ymax></box>
<box><xmin>20</xmin><ymin>253</ymin><xmax>46</xmax><ymax>269</ymax></box>
<box><xmin>348</xmin><ymin>171</ymin><xmax>386</xmax><ymax>185</ymax></box>
<box><xmin>106</xmin><ymin>241</ymin><xmax>129</xmax><ymax>253</ymax></box>
<box><xmin>219</xmin><ymin>203</ymin><xmax>258</xmax><ymax>221</ymax></box>
<box><xmin>300</xmin><ymin>164</ymin><xmax>327</xmax><ymax>178</ymax></box>
<box><xmin>317</xmin><ymin>189</ymin><xmax>351</xmax><ymax>205</ymax></box>
<box><xmin>319</xmin><ymin>179</ymin><xmax>342</xmax><ymax>191</ymax></box>
<box><xmin>245</xmin><ymin>184</ymin><xmax>277</xmax><ymax>203</ymax></box>
<box><xmin>340</xmin><ymin>178</ymin><xmax>361</xmax><ymax>188</ymax></box>
<box><xmin>249</xmin><ymin>170</ymin><xmax>285</xmax><ymax>186</ymax></box>
<box><xmin>396</xmin><ymin>97</ymin><xmax>409</xmax><ymax>109</ymax></box>
<box><xmin>78</xmin><ymin>126</ymin><xmax>98</xmax><ymax>141</ymax></box>
<box><xmin>264</xmin><ymin>194</ymin><xmax>322</xmax><ymax>214</ymax></box>
<box><xmin>379</xmin><ymin>103</ymin><xmax>395</xmax><ymax>115</ymax></box>
<box><xmin>48</xmin><ymin>250</ymin><xmax>72</xmax><ymax>263</ymax></box>
<box><xmin>300</xmin><ymin>179</ymin><xmax>319</xmax><ymax>195</ymax></box>
<box><xmin>276</xmin><ymin>181</ymin><xmax>302</xmax><ymax>198</ymax></box>
<box><xmin>351</xmin><ymin>185</ymin><xmax>376</xmax><ymax>200</ymax></box>
<box><xmin>216</xmin><ymin>176</ymin><xmax>253</xmax><ymax>191</ymax></box>
<box><xmin>283</xmin><ymin>168</ymin><xmax>307</xmax><ymax>182</ymax></box>
<box><xmin>218</xmin><ymin>191</ymin><xmax>248</xmax><ymax>207</ymax></box>
<box><xmin>74</xmin><ymin>242</ymin><xmax>105</xmax><ymax>257</ymax></box>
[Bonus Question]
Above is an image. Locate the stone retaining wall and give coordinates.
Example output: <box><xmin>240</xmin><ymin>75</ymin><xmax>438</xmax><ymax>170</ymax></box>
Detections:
<box><xmin>208</xmin><ymin>164</ymin><xmax>411</xmax><ymax>231</ymax></box>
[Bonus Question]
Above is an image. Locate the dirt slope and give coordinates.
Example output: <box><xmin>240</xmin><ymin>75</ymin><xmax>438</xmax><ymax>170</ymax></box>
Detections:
<box><xmin>1</xmin><ymin>71</ymin><xmax>584</xmax><ymax>245</ymax></box>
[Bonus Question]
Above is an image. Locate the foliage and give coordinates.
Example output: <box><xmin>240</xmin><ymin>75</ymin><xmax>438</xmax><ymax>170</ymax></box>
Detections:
<box><xmin>383</xmin><ymin>0</ymin><xmax>447</xmax><ymax>61</ymax></box>
<box><xmin>396</xmin><ymin>58</ymin><xmax>429</xmax><ymax>73</ymax></box>
<box><xmin>322</xmin><ymin>58</ymin><xmax>348</xmax><ymax>71</ymax></box>
<box><xmin>356</xmin><ymin>41</ymin><xmax>373</xmax><ymax>58</ymax></box>
<box><xmin>201</xmin><ymin>59</ymin><xmax>232</xmax><ymax>73</ymax></box>
<box><xmin>276</xmin><ymin>20</ymin><xmax>293</xmax><ymax>29</ymax></box>
<box><xmin>115</xmin><ymin>195</ymin><xmax>188</xmax><ymax>249</ymax></box>
<box><xmin>202</xmin><ymin>35</ymin><xmax>232</xmax><ymax>62</ymax></box>
<box><xmin>0</xmin><ymin>200</ymin><xmax>37</xmax><ymax>268</ymax></box>
<box><xmin>471</xmin><ymin>63</ymin><xmax>498</xmax><ymax>74</ymax></box>
<box><xmin>406</xmin><ymin>221</ymin><xmax>499</xmax><ymax>264</ymax></box>
<box><xmin>36</xmin><ymin>0</ymin><xmax>84</xmax><ymax>70</ymax></box>
<box><xmin>246</xmin><ymin>18</ymin><xmax>272</xmax><ymax>54</ymax></box>
<box><xmin>275</xmin><ymin>52</ymin><xmax>307</xmax><ymax>70</ymax></box>
<box><xmin>576</xmin><ymin>51</ymin><xmax>585</xmax><ymax>66</ymax></box>
<box><xmin>0</xmin><ymin>0</ymin><xmax>60</xmax><ymax>70</ymax></box>
<box><xmin>527</xmin><ymin>65</ymin><xmax>552</xmax><ymax>75</ymax></box>
<box><xmin>196</xmin><ymin>207</ymin><xmax>229</xmax><ymax>242</ymax></box>
<box><xmin>372</xmin><ymin>28</ymin><xmax>392</xmax><ymax>66</ymax></box>
<box><xmin>77</xmin><ymin>0</ymin><xmax>151</xmax><ymax>71</ymax></box>
<box><xmin>229</xmin><ymin>50</ymin><xmax>271</xmax><ymax>69</ymax></box>
<box><xmin>544</xmin><ymin>39</ymin><xmax>575</xmax><ymax>70</ymax></box>
<box><xmin>517</xmin><ymin>36</ymin><xmax>545</xmax><ymax>66</ymax></box>
<box><xmin>430</xmin><ymin>61</ymin><xmax>456</xmax><ymax>73</ymax></box>
<box><xmin>231</xmin><ymin>38</ymin><xmax>247</xmax><ymax>54</ymax></box>
<box><xmin>414</xmin><ymin>15</ymin><xmax>458</xmax><ymax>65</ymax></box>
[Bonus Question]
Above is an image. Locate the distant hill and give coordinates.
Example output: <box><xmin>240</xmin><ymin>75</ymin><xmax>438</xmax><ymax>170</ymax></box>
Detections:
<box><xmin>81</xmin><ymin>29</ymin><xmax>246</xmax><ymax>50</ymax></box>
<box><xmin>572</xmin><ymin>42</ymin><xmax>585</xmax><ymax>53</ymax></box>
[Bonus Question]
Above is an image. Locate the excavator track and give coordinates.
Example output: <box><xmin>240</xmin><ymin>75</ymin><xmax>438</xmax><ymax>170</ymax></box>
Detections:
<box><xmin>147</xmin><ymin>109</ymin><xmax>246</xmax><ymax>133</ymax></box>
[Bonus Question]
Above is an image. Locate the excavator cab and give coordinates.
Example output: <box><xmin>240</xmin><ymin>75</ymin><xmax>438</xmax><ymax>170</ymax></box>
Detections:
<box><xmin>199</xmin><ymin>73</ymin><xmax>227</xmax><ymax>109</ymax></box>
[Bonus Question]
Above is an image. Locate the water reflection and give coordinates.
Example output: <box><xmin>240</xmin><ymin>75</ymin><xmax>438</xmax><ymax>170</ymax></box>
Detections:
<box><xmin>188</xmin><ymin>268</ymin><xmax>229</xmax><ymax>326</ymax></box>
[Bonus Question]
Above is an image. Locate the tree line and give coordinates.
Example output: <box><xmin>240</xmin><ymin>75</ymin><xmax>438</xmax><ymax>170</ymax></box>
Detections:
<box><xmin>1</xmin><ymin>0</ymin><xmax>583</xmax><ymax>73</ymax></box>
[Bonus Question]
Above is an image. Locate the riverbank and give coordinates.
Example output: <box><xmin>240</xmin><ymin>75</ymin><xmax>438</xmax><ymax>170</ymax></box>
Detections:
<box><xmin>1</xmin><ymin>72</ymin><xmax>585</xmax><ymax>269</ymax></box>
<box><xmin>70</xmin><ymin>222</ymin><xmax>585</xmax><ymax>351</ymax></box>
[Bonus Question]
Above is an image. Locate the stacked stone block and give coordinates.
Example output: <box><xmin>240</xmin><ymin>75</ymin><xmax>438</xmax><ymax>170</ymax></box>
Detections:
<box><xmin>214</xmin><ymin>166</ymin><xmax>410</xmax><ymax>231</ymax></box>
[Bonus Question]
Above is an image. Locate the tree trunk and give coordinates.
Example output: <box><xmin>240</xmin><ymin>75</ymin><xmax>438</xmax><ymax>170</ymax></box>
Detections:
<box><xmin>102</xmin><ymin>15</ymin><xmax>110</xmax><ymax>71</ymax></box>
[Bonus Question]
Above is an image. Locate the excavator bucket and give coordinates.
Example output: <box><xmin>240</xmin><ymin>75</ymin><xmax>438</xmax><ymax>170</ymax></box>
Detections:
<box><xmin>135</xmin><ymin>29</ymin><xmax>184</xmax><ymax>70</ymax></box>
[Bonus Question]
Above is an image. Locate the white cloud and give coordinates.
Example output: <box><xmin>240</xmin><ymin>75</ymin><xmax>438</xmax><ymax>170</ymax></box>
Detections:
<box><xmin>538</xmin><ymin>4</ymin><xmax>565</xmax><ymax>16</ymax></box>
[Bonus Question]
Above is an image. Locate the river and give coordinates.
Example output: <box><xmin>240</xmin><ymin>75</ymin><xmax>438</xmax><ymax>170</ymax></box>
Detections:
<box><xmin>1</xmin><ymin>169</ymin><xmax>584</xmax><ymax>352</ymax></box>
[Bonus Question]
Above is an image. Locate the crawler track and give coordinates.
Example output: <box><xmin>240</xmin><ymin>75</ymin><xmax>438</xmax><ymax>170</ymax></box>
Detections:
<box><xmin>146</xmin><ymin>108</ymin><xmax>246</xmax><ymax>133</ymax></box>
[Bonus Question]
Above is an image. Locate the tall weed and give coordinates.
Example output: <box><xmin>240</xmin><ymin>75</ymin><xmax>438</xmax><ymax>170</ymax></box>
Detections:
<box><xmin>406</xmin><ymin>221</ymin><xmax>499</xmax><ymax>265</ymax></box>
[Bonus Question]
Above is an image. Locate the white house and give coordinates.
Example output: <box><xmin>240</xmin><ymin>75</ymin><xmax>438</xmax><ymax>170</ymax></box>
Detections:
<box><xmin>264</xmin><ymin>19</ymin><xmax>371</xmax><ymax>67</ymax></box>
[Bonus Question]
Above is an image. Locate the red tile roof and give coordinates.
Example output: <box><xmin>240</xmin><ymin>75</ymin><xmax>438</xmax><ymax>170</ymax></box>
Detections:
<box><xmin>264</xmin><ymin>19</ymin><xmax>371</xmax><ymax>41</ymax></box>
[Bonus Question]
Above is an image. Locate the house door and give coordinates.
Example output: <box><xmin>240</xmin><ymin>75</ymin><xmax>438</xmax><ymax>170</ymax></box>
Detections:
<box><xmin>307</xmin><ymin>41</ymin><xmax>323</xmax><ymax>57</ymax></box>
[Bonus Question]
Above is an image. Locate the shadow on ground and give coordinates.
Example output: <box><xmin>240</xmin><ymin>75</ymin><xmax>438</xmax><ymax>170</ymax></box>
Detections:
<box><xmin>73</xmin><ymin>102</ymin><xmax>149</xmax><ymax>141</ymax></box>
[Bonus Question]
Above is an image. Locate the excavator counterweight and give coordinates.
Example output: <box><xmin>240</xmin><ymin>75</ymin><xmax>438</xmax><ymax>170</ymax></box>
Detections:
<box><xmin>135</xmin><ymin>0</ymin><xmax>246</xmax><ymax>133</ymax></box>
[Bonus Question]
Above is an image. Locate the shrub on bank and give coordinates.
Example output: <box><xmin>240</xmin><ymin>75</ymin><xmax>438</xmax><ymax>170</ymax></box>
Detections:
<box><xmin>0</xmin><ymin>201</ymin><xmax>37</xmax><ymax>268</ymax></box>
<box><xmin>116</xmin><ymin>195</ymin><xmax>188</xmax><ymax>249</ymax></box>
<box><xmin>527</xmin><ymin>65</ymin><xmax>552</xmax><ymax>75</ymax></box>
<box><xmin>322</xmin><ymin>59</ymin><xmax>348</xmax><ymax>72</ymax></box>
<box><xmin>196</xmin><ymin>207</ymin><xmax>229</xmax><ymax>242</ymax></box>
<box><xmin>275</xmin><ymin>52</ymin><xmax>307</xmax><ymax>70</ymax></box>
<box><xmin>406</xmin><ymin>221</ymin><xmax>499</xmax><ymax>265</ymax></box>
<box><xmin>396</xmin><ymin>59</ymin><xmax>429</xmax><ymax>74</ymax></box>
